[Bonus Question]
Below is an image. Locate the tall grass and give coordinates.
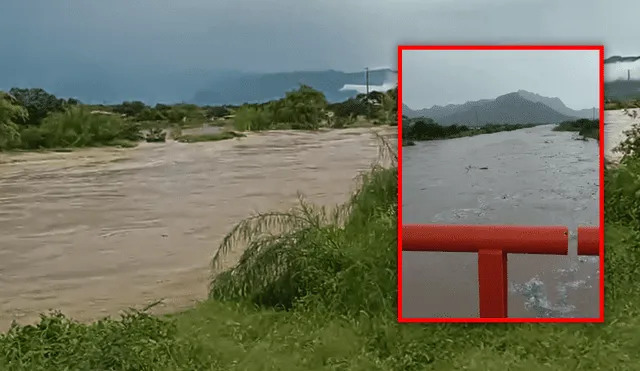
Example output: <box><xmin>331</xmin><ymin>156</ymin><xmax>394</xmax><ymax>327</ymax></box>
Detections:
<box><xmin>209</xmin><ymin>162</ymin><xmax>397</xmax><ymax>314</ymax></box>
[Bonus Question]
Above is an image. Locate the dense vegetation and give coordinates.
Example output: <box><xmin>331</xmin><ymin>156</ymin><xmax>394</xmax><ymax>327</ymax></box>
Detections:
<box><xmin>604</xmin><ymin>97</ymin><xmax>640</xmax><ymax>110</ymax></box>
<box><xmin>552</xmin><ymin>118</ymin><xmax>600</xmax><ymax>140</ymax></box>
<box><xmin>402</xmin><ymin>116</ymin><xmax>536</xmax><ymax>145</ymax></box>
<box><xmin>0</xmin><ymin>86</ymin><xmax>397</xmax><ymax>151</ymax></box>
<box><xmin>1</xmin><ymin>122</ymin><xmax>638</xmax><ymax>369</ymax></box>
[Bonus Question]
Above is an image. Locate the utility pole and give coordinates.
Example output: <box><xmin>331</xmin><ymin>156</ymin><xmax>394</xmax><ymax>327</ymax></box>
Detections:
<box><xmin>365</xmin><ymin>67</ymin><xmax>370</xmax><ymax>119</ymax></box>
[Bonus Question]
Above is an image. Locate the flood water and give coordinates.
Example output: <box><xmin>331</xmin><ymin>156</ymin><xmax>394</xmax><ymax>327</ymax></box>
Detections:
<box><xmin>402</xmin><ymin>125</ymin><xmax>600</xmax><ymax>318</ymax></box>
<box><xmin>0</xmin><ymin>128</ymin><xmax>393</xmax><ymax>331</ymax></box>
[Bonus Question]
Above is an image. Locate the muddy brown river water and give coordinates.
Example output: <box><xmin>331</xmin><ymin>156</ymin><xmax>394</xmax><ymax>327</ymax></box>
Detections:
<box><xmin>0</xmin><ymin>128</ymin><xmax>393</xmax><ymax>330</ymax></box>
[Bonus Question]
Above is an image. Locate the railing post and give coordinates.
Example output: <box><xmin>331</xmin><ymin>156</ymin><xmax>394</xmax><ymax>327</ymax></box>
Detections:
<box><xmin>477</xmin><ymin>249</ymin><xmax>508</xmax><ymax>318</ymax></box>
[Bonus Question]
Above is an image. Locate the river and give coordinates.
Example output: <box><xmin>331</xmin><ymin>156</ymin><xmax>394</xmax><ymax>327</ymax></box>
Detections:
<box><xmin>0</xmin><ymin>127</ymin><xmax>393</xmax><ymax>331</ymax></box>
<box><xmin>401</xmin><ymin>124</ymin><xmax>600</xmax><ymax>318</ymax></box>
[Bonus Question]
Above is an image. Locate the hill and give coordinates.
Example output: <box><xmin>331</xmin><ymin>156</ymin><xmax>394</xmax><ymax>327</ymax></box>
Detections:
<box><xmin>403</xmin><ymin>99</ymin><xmax>492</xmax><ymax>120</ymax></box>
<box><xmin>605</xmin><ymin>55</ymin><xmax>640</xmax><ymax>64</ymax></box>
<box><xmin>515</xmin><ymin>90</ymin><xmax>597</xmax><ymax>119</ymax></box>
<box><xmin>2</xmin><ymin>68</ymin><xmax>394</xmax><ymax>106</ymax></box>
<box><xmin>405</xmin><ymin>92</ymin><xmax>578</xmax><ymax>126</ymax></box>
<box><xmin>404</xmin><ymin>90</ymin><xmax>595</xmax><ymax>121</ymax></box>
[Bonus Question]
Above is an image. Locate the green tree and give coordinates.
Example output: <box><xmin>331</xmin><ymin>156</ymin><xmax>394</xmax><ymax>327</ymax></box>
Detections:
<box><xmin>0</xmin><ymin>93</ymin><xmax>28</xmax><ymax>150</ymax></box>
<box><xmin>9</xmin><ymin>87</ymin><xmax>65</xmax><ymax>126</ymax></box>
<box><xmin>205</xmin><ymin>105</ymin><xmax>231</xmax><ymax>118</ymax></box>
<box><xmin>112</xmin><ymin>101</ymin><xmax>148</xmax><ymax>117</ymax></box>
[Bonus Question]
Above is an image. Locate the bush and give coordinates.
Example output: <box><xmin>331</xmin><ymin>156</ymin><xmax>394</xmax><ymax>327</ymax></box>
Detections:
<box><xmin>39</xmin><ymin>107</ymin><xmax>142</xmax><ymax>148</ymax></box>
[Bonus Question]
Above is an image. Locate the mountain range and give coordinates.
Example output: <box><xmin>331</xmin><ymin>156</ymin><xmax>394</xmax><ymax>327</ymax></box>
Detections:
<box><xmin>605</xmin><ymin>56</ymin><xmax>640</xmax><ymax>64</ymax></box>
<box><xmin>1</xmin><ymin>67</ymin><xmax>394</xmax><ymax>105</ymax></box>
<box><xmin>403</xmin><ymin>90</ymin><xmax>597</xmax><ymax>126</ymax></box>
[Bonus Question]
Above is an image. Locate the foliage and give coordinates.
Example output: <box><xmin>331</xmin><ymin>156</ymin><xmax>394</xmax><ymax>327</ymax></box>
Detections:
<box><xmin>402</xmin><ymin>117</ymin><xmax>535</xmax><ymax>143</ymax></box>
<box><xmin>1</xmin><ymin>84</ymin><xmax>397</xmax><ymax>152</ymax></box>
<box><xmin>0</xmin><ymin>93</ymin><xmax>28</xmax><ymax>150</ymax></box>
<box><xmin>8</xmin><ymin>88</ymin><xmax>76</xmax><ymax>126</ymax></box>
<box><xmin>233</xmin><ymin>85</ymin><xmax>397</xmax><ymax>131</ymax></box>
<box><xmin>553</xmin><ymin>118</ymin><xmax>599</xmax><ymax>140</ymax></box>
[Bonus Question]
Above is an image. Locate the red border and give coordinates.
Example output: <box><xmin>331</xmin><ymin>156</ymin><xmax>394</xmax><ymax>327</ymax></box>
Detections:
<box><xmin>397</xmin><ymin>44</ymin><xmax>605</xmax><ymax>323</ymax></box>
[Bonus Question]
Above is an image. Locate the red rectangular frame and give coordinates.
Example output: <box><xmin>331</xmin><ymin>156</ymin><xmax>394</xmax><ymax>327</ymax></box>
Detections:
<box><xmin>396</xmin><ymin>44</ymin><xmax>605</xmax><ymax>323</ymax></box>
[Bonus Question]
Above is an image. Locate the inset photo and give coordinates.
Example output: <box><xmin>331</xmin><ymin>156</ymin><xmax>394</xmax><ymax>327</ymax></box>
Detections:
<box><xmin>398</xmin><ymin>45</ymin><xmax>604</xmax><ymax>322</ymax></box>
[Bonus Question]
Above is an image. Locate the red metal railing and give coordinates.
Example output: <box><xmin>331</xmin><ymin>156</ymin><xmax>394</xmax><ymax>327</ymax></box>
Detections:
<box><xmin>401</xmin><ymin>225</ymin><xmax>600</xmax><ymax>318</ymax></box>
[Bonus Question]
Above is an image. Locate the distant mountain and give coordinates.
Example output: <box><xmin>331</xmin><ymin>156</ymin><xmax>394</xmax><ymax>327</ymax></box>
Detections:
<box><xmin>403</xmin><ymin>90</ymin><xmax>595</xmax><ymax>121</ymax></box>
<box><xmin>402</xmin><ymin>104</ymin><xmax>416</xmax><ymax>117</ymax></box>
<box><xmin>403</xmin><ymin>92</ymin><xmax>578</xmax><ymax>126</ymax></box>
<box><xmin>190</xmin><ymin>68</ymin><xmax>393</xmax><ymax>105</ymax></box>
<box><xmin>403</xmin><ymin>99</ymin><xmax>492</xmax><ymax>120</ymax></box>
<box><xmin>516</xmin><ymin>90</ymin><xmax>597</xmax><ymax>119</ymax></box>
<box><xmin>605</xmin><ymin>56</ymin><xmax>640</xmax><ymax>64</ymax></box>
<box><xmin>1</xmin><ymin>67</ymin><xmax>395</xmax><ymax>105</ymax></box>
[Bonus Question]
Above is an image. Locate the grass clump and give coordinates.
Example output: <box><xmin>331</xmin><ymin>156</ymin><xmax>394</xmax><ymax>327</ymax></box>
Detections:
<box><xmin>176</xmin><ymin>131</ymin><xmax>246</xmax><ymax>143</ymax></box>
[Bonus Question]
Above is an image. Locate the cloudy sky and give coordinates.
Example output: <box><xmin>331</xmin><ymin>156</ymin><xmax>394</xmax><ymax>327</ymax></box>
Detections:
<box><xmin>0</xmin><ymin>0</ymin><xmax>636</xmax><ymax>90</ymax></box>
<box><xmin>402</xmin><ymin>49</ymin><xmax>600</xmax><ymax>110</ymax></box>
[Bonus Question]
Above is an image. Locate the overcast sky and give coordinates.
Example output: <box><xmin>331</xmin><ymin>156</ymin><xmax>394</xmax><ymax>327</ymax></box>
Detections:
<box><xmin>0</xmin><ymin>0</ymin><xmax>637</xmax><ymax>82</ymax></box>
<box><xmin>402</xmin><ymin>50</ymin><xmax>600</xmax><ymax>110</ymax></box>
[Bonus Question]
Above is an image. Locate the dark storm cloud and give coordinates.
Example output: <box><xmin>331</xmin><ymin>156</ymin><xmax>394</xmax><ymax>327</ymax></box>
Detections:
<box><xmin>0</xmin><ymin>0</ymin><xmax>636</xmax><ymax>84</ymax></box>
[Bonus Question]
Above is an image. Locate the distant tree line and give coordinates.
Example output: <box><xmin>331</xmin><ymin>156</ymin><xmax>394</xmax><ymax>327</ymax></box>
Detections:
<box><xmin>553</xmin><ymin>118</ymin><xmax>599</xmax><ymax>140</ymax></box>
<box><xmin>0</xmin><ymin>85</ymin><xmax>397</xmax><ymax>151</ymax></box>
<box><xmin>402</xmin><ymin>117</ymin><xmax>535</xmax><ymax>143</ymax></box>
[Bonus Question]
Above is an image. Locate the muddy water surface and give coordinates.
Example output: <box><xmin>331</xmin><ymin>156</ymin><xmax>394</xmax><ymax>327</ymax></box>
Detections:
<box><xmin>402</xmin><ymin>125</ymin><xmax>600</xmax><ymax>318</ymax></box>
<box><xmin>0</xmin><ymin>128</ymin><xmax>393</xmax><ymax>330</ymax></box>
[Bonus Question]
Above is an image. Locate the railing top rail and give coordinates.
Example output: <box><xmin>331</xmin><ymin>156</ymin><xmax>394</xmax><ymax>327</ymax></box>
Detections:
<box><xmin>402</xmin><ymin>224</ymin><xmax>600</xmax><ymax>255</ymax></box>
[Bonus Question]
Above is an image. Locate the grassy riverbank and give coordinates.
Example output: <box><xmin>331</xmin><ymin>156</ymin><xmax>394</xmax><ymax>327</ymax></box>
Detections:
<box><xmin>402</xmin><ymin>117</ymin><xmax>536</xmax><ymax>146</ymax></box>
<box><xmin>1</xmin><ymin>137</ymin><xmax>639</xmax><ymax>370</ymax></box>
<box><xmin>553</xmin><ymin>118</ymin><xmax>599</xmax><ymax>140</ymax></box>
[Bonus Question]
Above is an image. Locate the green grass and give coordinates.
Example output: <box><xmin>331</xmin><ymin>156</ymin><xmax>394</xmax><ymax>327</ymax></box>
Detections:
<box><xmin>176</xmin><ymin>131</ymin><xmax>246</xmax><ymax>143</ymax></box>
<box><xmin>1</xmin><ymin>140</ymin><xmax>639</xmax><ymax>370</ymax></box>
